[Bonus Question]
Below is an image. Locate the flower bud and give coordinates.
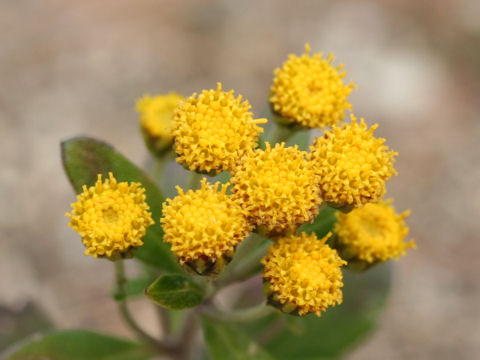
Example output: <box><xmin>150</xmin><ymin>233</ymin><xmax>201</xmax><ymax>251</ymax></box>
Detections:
<box><xmin>136</xmin><ymin>93</ymin><xmax>184</xmax><ymax>156</ymax></box>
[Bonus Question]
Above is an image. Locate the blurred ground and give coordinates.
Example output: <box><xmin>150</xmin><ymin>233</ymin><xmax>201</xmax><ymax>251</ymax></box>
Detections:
<box><xmin>1</xmin><ymin>0</ymin><xmax>479</xmax><ymax>359</ymax></box>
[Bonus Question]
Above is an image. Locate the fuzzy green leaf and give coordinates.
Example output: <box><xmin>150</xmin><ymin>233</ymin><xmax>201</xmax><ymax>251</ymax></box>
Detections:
<box><xmin>3</xmin><ymin>330</ymin><xmax>153</xmax><ymax>360</ymax></box>
<box><xmin>61</xmin><ymin>137</ymin><xmax>181</xmax><ymax>273</ymax></box>
<box><xmin>146</xmin><ymin>274</ymin><xmax>204</xmax><ymax>310</ymax></box>
<box><xmin>202</xmin><ymin>317</ymin><xmax>273</xmax><ymax>360</ymax></box>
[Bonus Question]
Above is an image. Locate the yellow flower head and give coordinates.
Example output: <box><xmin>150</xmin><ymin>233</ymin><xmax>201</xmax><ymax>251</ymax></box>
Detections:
<box><xmin>309</xmin><ymin>114</ymin><xmax>398</xmax><ymax>207</ymax></box>
<box><xmin>231</xmin><ymin>142</ymin><xmax>322</xmax><ymax>234</ymax></box>
<box><xmin>136</xmin><ymin>93</ymin><xmax>184</xmax><ymax>153</ymax></box>
<box><xmin>270</xmin><ymin>43</ymin><xmax>355</xmax><ymax>129</ymax></box>
<box><xmin>173</xmin><ymin>83</ymin><xmax>267</xmax><ymax>174</ymax></box>
<box><xmin>66</xmin><ymin>173</ymin><xmax>154</xmax><ymax>259</ymax></box>
<box><xmin>161</xmin><ymin>178</ymin><xmax>251</xmax><ymax>276</ymax></box>
<box><xmin>334</xmin><ymin>200</ymin><xmax>416</xmax><ymax>264</ymax></box>
<box><xmin>262</xmin><ymin>232</ymin><xmax>346</xmax><ymax>316</ymax></box>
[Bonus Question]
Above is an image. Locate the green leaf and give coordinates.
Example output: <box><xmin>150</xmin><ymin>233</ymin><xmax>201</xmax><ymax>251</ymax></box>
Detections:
<box><xmin>3</xmin><ymin>330</ymin><xmax>153</xmax><ymax>360</ymax></box>
<box><xmin>146</xmin><ymin>274</ymin><xmax>204</xmax><ymax>310</ymax></box>
<box><xmin>249</xmin><ymin>263</ymin><xmax>392</xmax><ymax>359</ymax></box>
<box><xmin>61</xmin><ymin>137</ymin><xmax>182</xmax><ymax>273</ymax></box>
<box><xmin>299</xmin><ymin>205</ymin><xmax>338</xmax><ymax>239</ymax></box>
<box><xmin>202</xmin><ymin>316</ymin><xmax>273</xmax><ymax>360</ymax></box>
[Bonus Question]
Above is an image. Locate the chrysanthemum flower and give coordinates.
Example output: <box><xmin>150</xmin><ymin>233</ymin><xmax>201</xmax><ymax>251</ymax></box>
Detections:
<box><xmin>261</xmin><ymin>232</ymin><xmax>346</xmax><ymax>316</ymax></box>
<box><xmin>309</xmin><ymin>114</ymin><xmax>397</xmax><ymax>208</ymax></box>
<box><xmin>173</xmin><ymin>83</ymin><xmax>267</xmax><ymax>174</ymax></box>
<box><xmin>334</xmin><ymin>200</ymin><xmax>416</xmax><ymax>266</ymax></box>
<box><xmin>270</xmin><ymin>43</ymin><xmax>355</xmax><ymax>129</ymax></box>
<box><xmin>231</xmin><ymin>142</ymin><xmax>322</xmax><ymax>234</ymax></box>
<box><xmin>66</xmin><ymin>173</ymin><xmax>154</xmax><ymax>259</ymax></box>
<box><xmin>161</xmin><ymin>178</ymin><xmax>251</xmax><ymax>276</ymax></box>
<box><xmin>136</xmin><ymin>93</ymin><xmax>184</xmax><ymax>154</ymax></box>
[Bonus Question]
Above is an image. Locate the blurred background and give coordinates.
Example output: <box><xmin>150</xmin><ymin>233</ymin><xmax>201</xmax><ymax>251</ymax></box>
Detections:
<box><xmin>1</xmin><ymin>0</ymin><xmax>479</xmax><ymax>358</ymax></box>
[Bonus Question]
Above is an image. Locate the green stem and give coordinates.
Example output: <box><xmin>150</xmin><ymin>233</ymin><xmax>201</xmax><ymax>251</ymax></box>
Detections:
<box><xmin>216</xmin><ymin>235</ymin><xmax>270</xmax><ymax>289</ymax></box>
<box><xmin>114</xmin><ymin>260</ymin><xmax>174</xmax><ymax>353</ymax></box>
<box><xmin>156</xmin><ymin>306</ymin><xmax>171</xmax><ymax>336</ymax></box>
<box><xmin>177</xmin><ymin>310</ymin><xmax>200</xmax><ymax>360</ymax></box>
<box><xmin>151</xmin><ymin>155</ymin><xmax>168</xmax><ymax>183</ymax></box>
<box><xmin>188</xmin><ymin>171</ymin><xmax>203</xmax><ymax>190</ymax></box>
<box><xmin>257</xmin><ymin>316</ymin><xmax>286</xmax><ymax>345</ymax></box>
<box><xmin>203</xmin><ymin>301</ymin><xmax>273</xmax><ymax>322</ymax></box>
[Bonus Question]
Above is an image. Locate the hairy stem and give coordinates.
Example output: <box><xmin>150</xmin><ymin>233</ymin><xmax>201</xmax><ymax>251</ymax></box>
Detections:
<box><xmin>203</xmin><ymin>301</ymin><xmax>274</xmax><ymax>322</ymax></box>
<box><xmin>216</xmin><ymin>234</ymin><xmax>270</xmax><ymax>289</ymax></box>
<box><xmin>177</xmin><ymin>310</ymin><xmax>200</xmax><ymax>360</ymax></box>
<box><xmin>150</xmin><ymin>153</ymin><xmax>170</xmax><ymax>184</ymax></box>
<box><xmin>114</xmin><ymin>260</ymin><xmax>175</xmax><ymax>353</ymax></box>
<box><xmin>156</xmin><ymin>306</ymin><xmax>171</xmax><ymax>336</ymax></box>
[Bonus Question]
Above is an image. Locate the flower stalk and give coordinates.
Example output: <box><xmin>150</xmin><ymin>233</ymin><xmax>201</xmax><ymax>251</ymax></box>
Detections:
<box><xmin>202</xmin><ymin>301</ymin><xmax>274</xmax><ymax>322</ymax></box>
<box><xmin>114</xmin><ymin>260</ymin><xmax>175</xmax><ymax>353</ymax></box>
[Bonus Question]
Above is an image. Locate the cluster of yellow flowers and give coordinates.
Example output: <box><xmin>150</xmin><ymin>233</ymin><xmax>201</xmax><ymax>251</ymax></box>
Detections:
<box><xmin>66</xmin><ymin>44</ymin><xmax>415</xmax><ymax>317</ymax></box>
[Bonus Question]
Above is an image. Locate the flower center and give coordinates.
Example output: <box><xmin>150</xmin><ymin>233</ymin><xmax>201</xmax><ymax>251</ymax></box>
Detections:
<box><xmin>102</xmin><ymin>208</ymin><xmax>119</xmax><ymax>224</ymax></box>
<box><xmin>291</xmin><ymin>258</ymin><xmax>325</xmax><ymax>290</ymax></box>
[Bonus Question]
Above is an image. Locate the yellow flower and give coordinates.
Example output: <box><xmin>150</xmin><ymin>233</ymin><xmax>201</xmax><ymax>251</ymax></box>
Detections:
<box><xmin>66</xmin><ymin>173</ymin><xmax>154</xmax><ymax>259</ymax></box>
<box><xmin>136</xmin><ymin>93</ymin><xmax>184</xmax><ymax>154</ymax></box>
<box><xmin>309</xmin><ymin>114</ymin><xmax>397</xmax><ymax>207</ymax></box>
<box><xmin>161</xmin><ymin>178</ymin><xmax>251</xmax><ymax>276</ymax></box>
<box><xmin>173</xmin><ymin>83</ymin><xmax>267</xmax><ymax>174</ymax></box>
<box><xmin>334</xmin><ymin>200</ymin><xmax>416</xmax><ymax>265</ymax></box>
<box><xmin>231</xmin><ymin>142</ymin><xmax>322</xmax><ymax>234</ymax></box>
<box><xmin>261</xmin><ymin>232</ymin><xmax>346</xmax><ymax>316</ymax></box>
<box><xmin>270</xmin><ymin>43</ymin><xmax>355</xmax><ymax>129</ymax></box>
